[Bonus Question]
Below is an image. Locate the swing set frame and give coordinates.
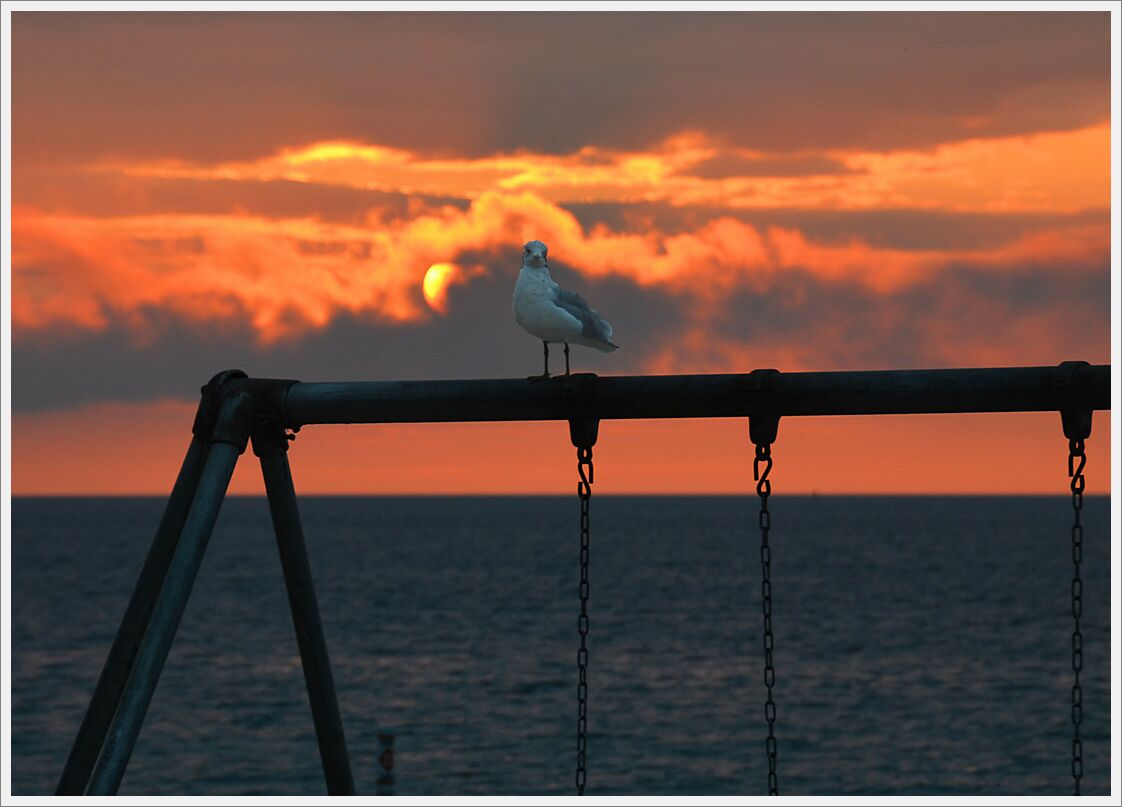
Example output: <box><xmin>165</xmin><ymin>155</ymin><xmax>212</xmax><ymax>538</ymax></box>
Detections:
<box><xmin>55</xmin><ymin>361</ymin><xmax>1109</xmax><ymax>795</ymax></box>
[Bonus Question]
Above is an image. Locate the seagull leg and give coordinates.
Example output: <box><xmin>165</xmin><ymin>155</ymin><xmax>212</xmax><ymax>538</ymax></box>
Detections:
<box><xmin>529</xmin><ymin>341</ymin><xmax>551</xmax><ymax>381</ymax></box>
<box><xmin>564</xmin><ymin>343</ymin><xmax>571</xmax><ymax>375</ymax></box>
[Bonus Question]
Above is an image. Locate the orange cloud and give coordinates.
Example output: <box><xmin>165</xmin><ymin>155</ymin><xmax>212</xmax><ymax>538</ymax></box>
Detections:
<box><xmin>845</xmin><ymin>124</ymin><xmax>1110</xmax><ymax>213</ymax></box>
<box><xmin>100</xmin><ymin>124</ymin><xmax>1110</xmax><ymax>214</ymax></box>
<box><xmin>12</xmin><ymin>199</ymin><xmax>519</xmax><ymax>342</ymax></box>
<box><xmin>12</xmin><ymin>190</ymin><xmax>1108</xmax><ymax>343</ymax></box>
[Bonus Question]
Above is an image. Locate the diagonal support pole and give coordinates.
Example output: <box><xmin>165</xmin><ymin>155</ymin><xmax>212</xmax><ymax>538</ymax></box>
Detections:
<box><xmin>86</xmin><ymin>390</ymin><xmax>251</xmax><ymax>795</ymax></box>
<box><xmin>56</xmin><ymin>435</ymin><xmax>209</xmax><ymax>794</ymax></box>
<box><xmin>252</xmin><ymin>423</ymin><xmax>356</xmax><ymax>796</ymax></box>
<box><xmin>56</xmin><ymin>370</ymin><xmax>246</xmax><ymax>795</ymax></box>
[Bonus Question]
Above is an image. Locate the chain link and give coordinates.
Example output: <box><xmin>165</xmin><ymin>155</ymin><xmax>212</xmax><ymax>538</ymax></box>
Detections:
<box><xmin>753</xmin><ymin>442</ymin><xmax>778</xmax><ymax>796</ymax></box>
<box><xmin>575</xmin><ymin>444</ymin><xmax>593</xmax><ymax>795</ymax></box>
<box><xmin>1067</xmin><ymin>437</ymin><xmax>1085</xmax><ymax>795</ymax></box>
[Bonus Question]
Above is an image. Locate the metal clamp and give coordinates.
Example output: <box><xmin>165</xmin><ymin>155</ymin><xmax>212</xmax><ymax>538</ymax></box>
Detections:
<box><xmin>566</xmin><ymin>372</ymin><xmax>600</xmax><ymax>449</ymax></box>
<box><xmin>210</xmin><ymin>392</ymin><xmax>253</xmax><ymax>453</ymax></box>
<box><xmin>748</xmin><ymin>368</ymin><xmax>781</xmax><ymax>446</ymax></box>
<box><xmin>1058</xmin><ymin>361</ymin><xmax>1093</xmax><ymax>441</ymax></box>
<box><xmin>250</xmin><ymin>422</ymin><xmax>293</xmax><ymax>458</ymax></box>
<box><xmin>569</xmin><ymin>417</ymin><xmax>600</xmax><ymax>450</ymax></box>
<box><xmin>191</xmin><ymin>369</ymin><xmax>248</xmax><ymax>441</ymax></box>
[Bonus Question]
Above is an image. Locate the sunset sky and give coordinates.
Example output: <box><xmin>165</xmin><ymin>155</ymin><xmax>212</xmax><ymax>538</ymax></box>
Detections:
<box><xmin>8</xmin><ymin>10</ymin><xmax>1115</xmax><ymax>494</ymax></box>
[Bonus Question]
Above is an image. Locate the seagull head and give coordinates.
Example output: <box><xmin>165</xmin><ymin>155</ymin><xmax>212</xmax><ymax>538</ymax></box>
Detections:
<box><xmin>522</xmin><ymin>240</ymin><xmax>549</xmax><ymax>269</ymax></box>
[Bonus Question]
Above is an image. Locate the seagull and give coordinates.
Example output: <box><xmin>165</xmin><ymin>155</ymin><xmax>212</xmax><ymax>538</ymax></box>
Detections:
<box><xmin>513</xmin><ymin>240</ymin><xmax>618</xmax><ymax>378</ymax></box>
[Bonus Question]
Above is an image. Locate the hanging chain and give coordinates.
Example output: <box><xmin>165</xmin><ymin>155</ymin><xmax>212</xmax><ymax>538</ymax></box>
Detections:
<box><xmin>754</xmin><ymin>442</ymin><xmax>778</xmax><ymax>796</ymax></box>
<box><xmin>575</xmin><ymin>444</ymin><xmax>593</xmax><ymax>795</ymax></box>
<box><xmin>1068</xmin><ymin>437</ymin><xmax>1085</xmax><ymax>796</ymax></box>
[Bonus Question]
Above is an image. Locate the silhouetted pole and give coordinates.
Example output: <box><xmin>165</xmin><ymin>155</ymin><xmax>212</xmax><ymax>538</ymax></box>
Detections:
<box><xmin>86</xmin><ymin>391</ymin><xmax>251</xmax><ymax>795</ymax></box>
<box><xmin>276</xmin><ymin>363</ymin><xmax>1109</xmax><ymax>426</ymax></box>
<box><xmin>55</xmin><ymin>435</ymin><xmax>209</xmax><ymax>795</ymax></box>
<box><xmin>253</xmin><ymin>424</ymin><xmax>356</xmax><ymax>796</ymax></box>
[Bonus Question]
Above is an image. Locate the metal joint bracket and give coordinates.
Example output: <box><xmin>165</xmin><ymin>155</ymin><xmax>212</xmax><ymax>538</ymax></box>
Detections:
<box><xmin>191</xmin><ymin>369</ymin><xmax>248</xmax><ymax>440</ymax></box>
<box><xmin>748</xmin><ymin>368</ymin><xmax>781</xmax><ymax>446</ymax></box>
<box><xmin>569</xmin><ymin>416</ymin><xmax>600</xmax><ymax>449</ymax></box>
<box><xmin>1058</xmin><ymin>361</ymin><xmax>1093</xmax><ymax>441</ymax></box>
<box><xmin>565</xmin><ymin>373</ymin><xmax>600</xmax><ymax>448</ymax></box>
<box><xmin>239</xmin><ymin>379</ymin><xmax>302</xmax><ymax>456</ymax></box>
<box><xmin>244</xmin><ymin>378</ymin><xmax>302</xmax><ymax>430</ymax></box>
<box><xmin>1061</xmin><ymin>409</ymin><xmax>1093</xmax><ymax>442</ymax></box>
<box><xmin>210</xmin><ymin>391</ymin><xmax>254</xmax><ymax>453</ymax></box>
<box><xmin>250</xmin><ymin>420</ymin><xmax>292</xmax><ymax>458</ymax></box>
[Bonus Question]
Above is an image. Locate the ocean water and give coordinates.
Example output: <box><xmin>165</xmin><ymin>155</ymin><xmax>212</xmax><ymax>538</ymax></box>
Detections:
<box><xmin>11</xmin><ymin>495</ymin><xmax>1111</xmax><ymax>795</ymax></box>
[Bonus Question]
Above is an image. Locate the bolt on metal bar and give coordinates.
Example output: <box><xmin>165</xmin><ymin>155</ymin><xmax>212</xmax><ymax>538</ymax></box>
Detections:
<box><xmin>270</xmin><ymin>364</ymin><xmax>1108</xmax><ymax>428</ymax></box>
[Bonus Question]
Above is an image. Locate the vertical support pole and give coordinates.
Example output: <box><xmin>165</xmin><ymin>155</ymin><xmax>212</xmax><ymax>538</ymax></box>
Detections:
<box><xmin>57</xmin><ymin>369</ymin><xmax>246</xmax><ymax>795</ymax></box>
<box><xmin>86</xmin><ymin>391</ymin><xmax>251</xmax><ymax>795</ymax></box>
<box><xmin>253</xmin><ymin>424</ymin><xmax>356</xmax><ymax>796</ymax></box>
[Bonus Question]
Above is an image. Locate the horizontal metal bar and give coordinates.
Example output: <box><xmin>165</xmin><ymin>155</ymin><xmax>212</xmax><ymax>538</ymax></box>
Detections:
<box><xmin>248</xmin><ymin>363</ymin><xmax>1108</xmax><ymax>427</ymax></box>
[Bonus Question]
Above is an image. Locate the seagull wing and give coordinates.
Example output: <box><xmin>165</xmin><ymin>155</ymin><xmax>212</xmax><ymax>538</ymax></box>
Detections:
<box><xmin>553</xmin><ymin>288</ymin><xmax>616</xmax><ymax>345</ymax></box>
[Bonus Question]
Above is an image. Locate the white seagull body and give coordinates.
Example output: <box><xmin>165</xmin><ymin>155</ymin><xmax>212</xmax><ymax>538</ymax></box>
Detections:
<box><xmin>513</xmin><ymin>240</ymin><xmax>618</xmax><ymax>377</ymax></box>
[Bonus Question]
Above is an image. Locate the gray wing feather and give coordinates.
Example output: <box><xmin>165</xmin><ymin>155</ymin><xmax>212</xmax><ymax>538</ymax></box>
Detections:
<box><xmin>553</xmin><ymin>288</ymin><xmax>614</xmax><ymax>343</ymax></box>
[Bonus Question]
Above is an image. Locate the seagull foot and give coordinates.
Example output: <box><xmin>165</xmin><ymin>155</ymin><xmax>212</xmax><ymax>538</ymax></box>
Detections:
<box><xmin>527</xmin><ymin>373</ymin><xmax>552</xmax><ymax>382</ymax></box>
